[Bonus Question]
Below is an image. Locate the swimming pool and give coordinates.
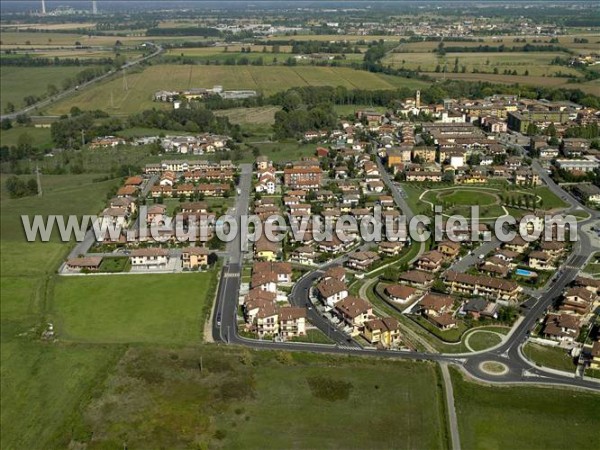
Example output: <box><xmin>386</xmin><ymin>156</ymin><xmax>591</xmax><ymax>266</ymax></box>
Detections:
<box><xmin>515</xmin><ymin>268</ymin><xmax>537</xmax><ymax>278</ymax></box>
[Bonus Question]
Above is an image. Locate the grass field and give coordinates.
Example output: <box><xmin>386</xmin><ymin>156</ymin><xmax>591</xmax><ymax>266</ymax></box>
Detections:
<box><xmin>215</xmin><ymin>105</ymin><xmax>281</xmax><ymax>125</ymax></box>
<box><xmin>466</xmin><ymin>331</ymin><xmax>503</xmax><ymax>352</ymax></box>
<box><xmin>245</xmin><ymin>140</ymin><xmax>317</xmax><ymax>164</ymax></box>
<box><xmin>451</xmin><ymin>367</ymin><xmax>600</xmax><ymax>450</ymax></box>
<box><xmin>523</xmin><ymin>342</ymin><xmax>577</xmax><ymax>373</ymax></box>
<box><xmin>427</xmin><ymin>71</ymin><xmax>571</xmax><ymax>88</ymax></box>
<box><xmin>45</xmin><ymin>64</ymin><xmax>429</xmax><ymax>115</ymax></box>
<box><xmin>437</xmin><ymin>189</ymin><xmax>498</xmax><ymax>206</ymax></box>
<box><xmin>1</xmin><ymin>65</ymin><xmax>99</xmax><ymax>112</ymax></box>
<box><xmin>383</xmin><ymin>52</ymin><xmax>581</xmax><ymax>78</ymax></box>
<box><xmin>74</xmin><ymin>346</ymin><xmax>448</xmax><ymax>449</ymax></box>
<box><xmin>52</xmin><ymin>273</ymin><xmax>216</xmax><ymax>345</ymax></box>
<box><xmin>0</xmin><ymin>173</ymin><xmax>124</xmax><ymax>449</ymax></box>
<box><xmin>0</xmin><ymin>126</ymin><xmax>53</xmax><ymax>149</ymax></box>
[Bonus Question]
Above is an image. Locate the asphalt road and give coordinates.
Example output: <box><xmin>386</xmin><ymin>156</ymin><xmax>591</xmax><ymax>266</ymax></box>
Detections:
<box><xmin>211</xmin><ymin>159</ymin><xmax>600</xmax><ymax>391</ymax></box>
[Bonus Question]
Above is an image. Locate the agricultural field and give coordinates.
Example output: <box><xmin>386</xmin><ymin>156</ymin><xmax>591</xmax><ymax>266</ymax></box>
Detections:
<box><xmin>1</xmin><ymin>65</ymin><xmax>100</xmax><ymax>112</ymax></box>
<box><xmin>45</xmin><ymin>64</ymin><xmax>429</xmax><ymax>115</ymax></box>
<box><xmin>427</xmin><ymin>71</ymin><xmax>573</xmax><ymax>88</ymax></box>
<box><xmin>383</xmin><ymin>52</ymin><xmax>581</xmax><ymax>78</ymax></box>
<box><xmin>214</xmin><ymin>105</ymin><xmax>281</xmax><ymax>126</ymax></box>
<box><xmin>451</xmin><ymin>368</ymin><xmax>600</xmax><ymax>450</ymax></box>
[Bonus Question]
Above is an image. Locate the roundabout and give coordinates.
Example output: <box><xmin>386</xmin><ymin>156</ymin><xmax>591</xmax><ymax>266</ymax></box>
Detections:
<box><xmin>479</xmin><ymin>361</ymin><xmax>510</xmax><ymax>376</ymax></box>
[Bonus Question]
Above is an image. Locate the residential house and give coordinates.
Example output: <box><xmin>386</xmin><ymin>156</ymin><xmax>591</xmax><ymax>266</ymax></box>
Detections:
<box><xmin>65</xmin><ymin>256</ymin><xmax>103</xmax><ymax>272</ymax></box>
<box><xmin>363</xmin><ymin>317</ymin><xmax>401</xmax><ymax>348</ymax></box>
<box><xmin>398</xmin><ymin>270</ymin><xmax>435</xmax><ymax>289</ymax></box>
<box><xmin>130</xmin><ymin>248</ymin><xmax>170</xmax><ymax>269</ymax></box>
<box><xmin>461</xmin><ymin>298</ymin><xmax>499</xmax><ymax>320</ymax></box>
<box><xmin>346</xmin><ymin>251</ymin><xmax>380</xmax><ymax>271</ymax></box>
<box><xmin>444</xmin><ymin>271</ymin><xmax>521</xmax><ymax>302</ymax></box>
<box><xmin>181</xmin><ymin>246</ymin><xmax>209</xmax><ymax>269</ymax></box>
<box><xmin>543</xmin><ymin>313</ymin><xmax>581</xmax><ymax>342</ymax></box>
<box><xmin>278</xmin><ymin>307</ymin><xmax>307</xmax><ymax>339</ymax></box>
<box><xmin>316</xmin><ymin>278</ymin><xmax>348</xmax><ymax>308</ymax></box>
<box><xmin>560</xmin><ymin>287</ymin><xmax>596</xmax><ymax>315</ymax></box>
<box><xmin>334</xmin><ymin>296</ymin><xmax>373</xmax><ymax>334</ymax></box>
<box><xmin>415</xmin><ymin>250</ymin><xmax>445</xmax><ymax>273</ymax></box>
<box><xmin>528</xmin><ymin>251</ymin><xmax>557</xmax><ymax>271</ymax></box>
<box><xmin>385</xmin><ymin>284</ymin><xmax>419</xmax><ymax>304</ymax></box>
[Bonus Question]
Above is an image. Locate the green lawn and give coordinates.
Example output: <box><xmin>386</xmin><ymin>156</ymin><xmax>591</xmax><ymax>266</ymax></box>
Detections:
<box><xmin>98</xmin><ymin>256</ymin><xmax>131</xmax><ymax>273</ymax></box>
<box><xmin>0</xmin><ymin>126</ymin><xmax>53</xmax><ymax>149</ymax></box>
<box><xmin>1</xmin><ymin>65</ymin><xmax>101</xmax><ymax>112</ymax></box>
<box><xmin>466</xmin><ymin>330</ymin><xmax>503</xmax><ymax>351</ymax></box>
<box><xmin>451</xmin><ymin>367</ymin><xmax>600</xmax><ymax>450</ymax></box>
<box><xmin>533</xmin><ymin>186</ymin><xmax>569</xmax><ymax>210</ymax></box>
<box><xmin>437</xmin><ymin>189</ymin><xmax>498</xmax><ymax>206</ymax></box>
<box><xmin>225</xmin><ymin>359</ymin><xmax>447</xmax><ymax>449</ymax></box>
<box><xmin>523</xmin><ymin>342</ymin><xmax>576</xmax><ymax>373</ymax></box>
<box><xmin>52</xmin><ymin>272</ymin><xmax>217</xmax><ymax>345</ymax></box>
<box><xmin>289</xmin><ymin>329</ymin><xmax>334</xmax><ymax>344</ymax></box>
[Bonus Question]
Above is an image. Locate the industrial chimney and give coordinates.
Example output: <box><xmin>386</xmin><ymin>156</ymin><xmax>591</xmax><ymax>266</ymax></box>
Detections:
<box><xmin>41</xmin><ymin>0</ymin><xmax>46</xmax><ymax>14</ymax></box>
<box><xmin>92</xmin><ymin>0</ymin><xmax>97</xmax><ymax>14</ymax></box>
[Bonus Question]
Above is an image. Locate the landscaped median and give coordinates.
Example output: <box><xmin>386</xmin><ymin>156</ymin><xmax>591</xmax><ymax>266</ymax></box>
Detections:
<box><xmin>523</xmin><ymin>341</ymin><xmax>577</xmax><ymax>373</ymax></box>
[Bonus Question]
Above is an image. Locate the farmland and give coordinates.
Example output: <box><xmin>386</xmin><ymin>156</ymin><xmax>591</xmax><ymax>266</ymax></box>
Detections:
<box><xmin>1</xmin><ymin>65</ymin><xmax>100</xmax><ymax>112</ymax></box>
<box><xmin>451</xmin><ymin>368</ymin><xmax>600</xmax><ymax>450</ymax></box>
<box><xmin>45</xmin><ymin>64</ymin><xmax>429</xmax><ymax>115</ymax></box>
<box><xmin>383</xmin><ymin>52</ymin><xmax>580</xmax><ymax>78</ymax></box>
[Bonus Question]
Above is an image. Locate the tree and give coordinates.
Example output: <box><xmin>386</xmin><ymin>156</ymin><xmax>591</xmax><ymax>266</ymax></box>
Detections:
<box><xmin>4</xmin><ymin>102</ymin><xmax>15</xmax><ymax>114</ymax></box>
<box><xmin>1</xmin><ymin>118</ymin><xmax>12</xmax><ymax>130</ymax></box>
<box><xmin>431</xmin><ymin>279</ymin><xmax>447</xmax><ymax>294</ymax></box>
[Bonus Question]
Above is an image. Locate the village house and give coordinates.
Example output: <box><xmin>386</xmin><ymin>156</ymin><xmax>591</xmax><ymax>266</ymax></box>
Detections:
<box><xmin>65</xmin><ymin>256</ymin><xmax>103</xmax><ymax>272</ymax></box>
<box><xmin>334</xmin><ymin>296</ymin><xmax>374</xmax><ymax>335</ymax></box>
<box><xmin>253</xmin><ymin>261</ymin><xmax>292</xmax><ymax>283</ymax></box>
<box><xmin>346</xmin><ymin>251</ymin><xmax>380</xmax><ymax>271</ymax></box>
<box><xmin>437</xmin><ymin>240</ymin><xmax>461</xmax><ymax>259</ymax></box>
<box><xmin>415</xmin><ymin>250</ymin><xmax>445</xmax><ymax>273</ymax></box>
<box><xmin>363</xmin><ymin>317</ymin><xmax>401</xmax><ymax>348</ymax></box>
<box><xmin>542</xmin><ymin>313</ymin><xmax>581</xmax><ymax>343</ymax></box>
<box><xmin>528</xmin><ymin>251</ymin><xmax>557</xmax><ymax>271</ymax></box>
<box><xmin>460</xmin><ymin>298</ymin><xmax>499</xmax><ymax>320</ymax></box>
<box><xmin>385</xmin><ymin>284</ymin><xmax>419</xmax><ymax>304</ymax></box>
<box><xmin>99</xmin><ymin>207</ymin><xmax>128</xmax><ymax>228</ymax></box>
<box><xmin>278</xmin><ymin>307</ymin><xmax>307</xmax><ymax>339</ymax></box>
<box><xmin>146</xmin><ymin>204</ymin><xmax>167</xmax><ymax>225</ymax></box>
<box><xmin>378</xmin><ymin>240</ymin><xmax>404</xmax><ymax>256</ymax></box>
<box><xmin>254</xmin><ymin>237</ymin><xmax>280</xmax><ymax>262</ymax></box>
<box><xmin>316</xmin><ymin>278</ymin><xmax>348</xmax><ymax>308</ymax></box>
<box><xmin>398</xmin><ymin>270</ymin><xmax>435</xmax><ymax>289</ymax></box>
<box><xmin>290</xmin><ymin>246</ymin><xmax>318</xmax><ymax>266</ymax></box>
<box><xmin>181</xmin><ymin>246</ymin><xmax>209</xmax><ymax>269</ymax></box>
<box><xmin>130</xmin><ymin>248</ymin><xmax>170</xmax><ymax>270</ymax></box>
<box><xmin>560</xmin><ymin>287</ymin><xmax>596</xmax><ymax>315</ymax></box>
<box><xmin>283</xmin><ymin>167</ymin><xmax>323</xmax><ymax>190</ymax></box>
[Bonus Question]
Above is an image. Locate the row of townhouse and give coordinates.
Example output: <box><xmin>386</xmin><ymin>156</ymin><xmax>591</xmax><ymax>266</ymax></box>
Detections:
<box><xmin>314</xmin><ymin>266</ymin><xmax>402</xmax><ymax>347</ymax></box>
<box><xmin>144</xmin><ymin>159</ymin><xmax>236</xmax><ymax>174</ymax></box>
<box><xmin>541</xmin><ymin>277</ymin><xmax>600</xmax><ymax>343</ymax></box>
<box><xmin>151</xmin><ymin>183</ymin><xmax>231</xmax><ymax>198</ymax></box>
<box><xmin>242</xmin><ymin>261</ymin><xmax>303</xmax><ymax>339</ymax></box>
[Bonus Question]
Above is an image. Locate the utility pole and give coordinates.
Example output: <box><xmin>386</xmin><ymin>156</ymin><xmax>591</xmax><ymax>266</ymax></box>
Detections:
<box><xmin>36</xmin><ymin>165</ymin><xmax>43</xmax><ymax>197</ymax></box>
<box><xmin>81</xmin><ymin>129</ymin><xmax>85</xmax><ymax>146</ymax></box>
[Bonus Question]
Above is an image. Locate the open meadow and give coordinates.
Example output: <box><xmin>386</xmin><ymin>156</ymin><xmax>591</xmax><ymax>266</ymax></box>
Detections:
<box><xmin>451</xmin><ymin>368</ymin><xmax>600</xmax><ymax>450</ymax></box>
<box><xmin>45</xmin><ymin>64</ymin><xmax>429</xmax><ymax>115</ymax></box>
<box><xmin>52</xmin><ymin>273</ymin><xmax>217</xmax><ymax>345</ymax></box>
<box><xmin>1</xmin><ymin>65</ymin><xmax>100</xmax><ymax>112</ymax></box>
<box><xmin>71</xmin><ymin>347</ymin><xmax>449</xmax><ymax>449</ymax></box>
<box><xmin>383</xmin><ymin>52</ymin><xmax>581</xmax><ymax>78</ymax></box>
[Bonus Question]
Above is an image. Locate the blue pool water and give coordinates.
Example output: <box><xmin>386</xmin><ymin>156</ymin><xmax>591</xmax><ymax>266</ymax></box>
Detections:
<box><xmin>515</xmin><ymin>269</ymin><xmax>537</xmax><ymax>278</ymax></box>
